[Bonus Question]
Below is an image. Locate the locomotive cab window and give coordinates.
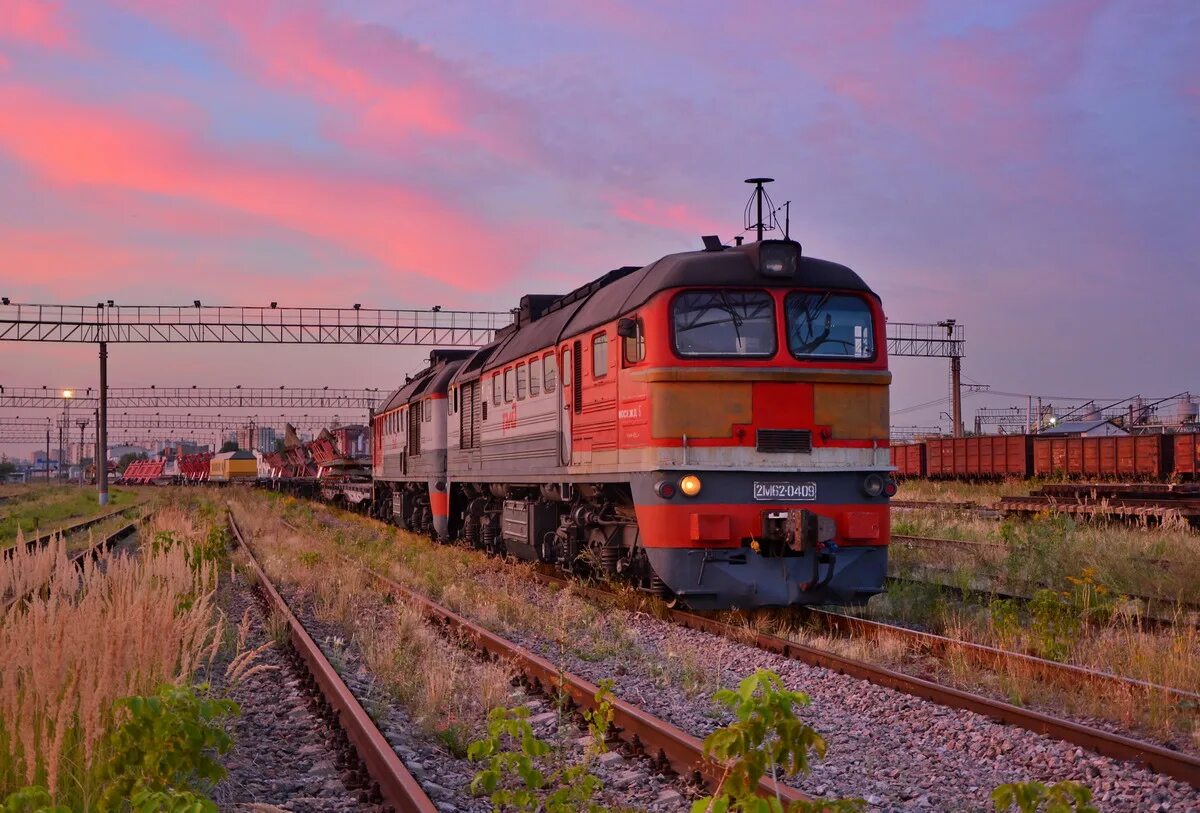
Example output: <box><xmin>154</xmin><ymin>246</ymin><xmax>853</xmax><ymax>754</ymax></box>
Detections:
<box><xmin>785</xmin><ymin>292</ymin><xmax>875</xmax><ymax>360</ymax></box>
<box><xmin>672</xmin><ymin>290</ymin><xmax>776</xmax><ymax>357</ymax></box>
<box><xmin>492</xmin><ymin>373</ymin><xmax>501</xmax><ymax>406</ymax></box>
<box><xmin>592</xmin><ymin>333</ymin><xmax>608</xmax><ymax>377</ymax></box>
<box><xmin>544</xmin><ymin>352</ymin><xmax>557</xmax><ymax>392</ymax></box>
<box><xmin>504</xmin><ymin>367</ymin><xmax>515</xmax><ymax>402</ymax></box>
<box><xmin>622</xmin><ymin>319</ymin><xmax>645</xmax><ymax>365</ymax></box>
<box><xmin>561</xmin><ymin>348</ymin><xmax>571</xmax><ymax>387</ymax></box>
<box><xmin>530</xmin><ymin>357</ymin><xmax>541</xmax><ymax>396</ymax></box>
<box><xmin>516</xmin><ymin>363</ymin><xmax>527</xmax><ymax>400</ymax></box>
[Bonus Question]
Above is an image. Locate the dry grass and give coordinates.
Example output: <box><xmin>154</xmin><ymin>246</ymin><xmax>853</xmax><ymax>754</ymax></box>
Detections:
<box><xmin>0</xmin><ymin>526</ymin><xmax>222</xmax><ymax>803</ymax></box>
<box><xmin>358</xmin><ymin>601</ymin><xmax>511</xmax><ymax>737</ymax></box>
<box><xmin>895</xmin><ymin>479</ymin><xmax>1033</xmax><ymax>505</ymax></box>
<box><xmin>0</xmin><ymin>530</ymin><xmax>70</xmax><ymax>609</ymax></box>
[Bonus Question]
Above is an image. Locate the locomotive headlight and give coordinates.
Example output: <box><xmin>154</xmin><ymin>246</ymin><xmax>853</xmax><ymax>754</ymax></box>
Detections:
<box><xmin>863</xmin><ymin>473</ymin><xmax>885</xmax><ymax>498</ymax></box>
<box><xmin>679</xmin><ymin>474</ymin><xmax>702</xmax><ymax>497</ymax></box>
<box><xmin>758</xmin><ymin>240</ymin><xmax>800</xmax><ymax>278</ymax></box>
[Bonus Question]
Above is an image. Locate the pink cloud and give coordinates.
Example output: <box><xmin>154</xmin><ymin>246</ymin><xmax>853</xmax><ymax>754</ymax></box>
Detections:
<box><xmin>0</xmin><ymin>84</ymin><xmax>522</xmax><ymax>291</ymax></box>
<box><xmin>0</xmin><ymin>1</ymin><xmax>77</xmax><ymax>51</ymax></box>
<box><xmin>118</xmin><ymin>0</ymin><xmax>532</xmax><ymax>161</ymax></box>
<box><xmin>607</xmin><ymin>194</ymin><xmax>725</xmax><ymax>238</ymax></box>
<box><xmin>0</xmin><ymin>229</ymin><xmax>149</xmax><ymax>291</ymax></box>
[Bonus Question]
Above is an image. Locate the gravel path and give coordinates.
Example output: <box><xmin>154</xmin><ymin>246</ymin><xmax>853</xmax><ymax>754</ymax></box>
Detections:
<box><xmin>210</xmin><ymin>573</ymin><xmax>385</xmax><ymax>812</ymax></box>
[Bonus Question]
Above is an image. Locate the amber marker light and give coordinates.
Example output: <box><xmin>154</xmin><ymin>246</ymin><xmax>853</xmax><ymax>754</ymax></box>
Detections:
<box><xmin>679</xmin><ymin>474</ymin><xmax>702</xmax><ymax>497</ymax></box>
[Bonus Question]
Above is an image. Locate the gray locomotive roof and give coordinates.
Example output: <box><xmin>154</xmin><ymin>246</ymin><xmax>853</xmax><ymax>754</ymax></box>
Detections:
<box><xmin>477</xmin><ymin>244</ymin><xmax>873</xmax><ymax>373</ymax></box>
<box><xmin>379</xmin><ymin>358</ymin><xmax>468</xmax><ymax>412</ymax></box>
<box><xmin>378</xmin><ymin>350</ymin><xmax>474</xmax><ymax>412</ymax></box>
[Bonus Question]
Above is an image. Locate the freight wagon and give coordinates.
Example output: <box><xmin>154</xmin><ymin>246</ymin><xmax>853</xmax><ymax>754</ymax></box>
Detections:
<box><xmin>926</xmin><ymin>436</ymin><xmax>1032</xmax><ymax>479</ymax></box>
<box><xmin>1174</xmin><ymin>434</ymin><xmax>1200</xmax><ymax>479</ymax></box>
<box><xmin>1031</xmin><ymin>435</ymin><xmax>1170</xmax><ymax>480</ymax></box>
<box><xmin>889</xmin><ymin>443</ymin><xmax>926</xmax><ymax>478</ymax></box>
<box><xmin>888</xmin><ymin>432</ymin><xmax>1200</xmax><ymax>481</ymax></box>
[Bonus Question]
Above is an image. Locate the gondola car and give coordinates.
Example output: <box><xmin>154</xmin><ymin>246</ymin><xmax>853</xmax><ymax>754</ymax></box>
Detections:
<box><xmin>372</xmin><ymin>238</ymin><xmax>894</xmax><ymax>609</ymax></box>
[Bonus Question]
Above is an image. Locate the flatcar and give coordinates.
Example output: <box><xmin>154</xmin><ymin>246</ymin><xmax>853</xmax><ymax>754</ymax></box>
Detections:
<box><xmin>209</xmin><ymin>450</ymin><xmax>258</xmax><ymax>483</ymax></box>
<box><xmin>370</xmin><ymin>237</ymin><xmax>894</xmax><ymax>610</ymax></box>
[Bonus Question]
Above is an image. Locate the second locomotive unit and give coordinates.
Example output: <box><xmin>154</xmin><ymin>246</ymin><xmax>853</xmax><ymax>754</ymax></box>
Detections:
<box><xmin>371</xmin><ymin>237</ymin><xmax>894</xmax><ymax>610</ymax></box>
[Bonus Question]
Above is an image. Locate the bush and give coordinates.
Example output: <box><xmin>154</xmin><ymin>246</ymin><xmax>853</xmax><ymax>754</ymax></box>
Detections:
<box><xmin>693</xmin><ymin>669</ymin><xmax>864</xmax><ymax>813</ymax></box>
<box><xmin>992</xmin><ymin>780</ymin><xmax>1097</xmax><ymax>812</ymax></box>
<box><xmin>95</xmin><ymin>684</ymin><xmax>238</xmax><ymax>810</ymax></box>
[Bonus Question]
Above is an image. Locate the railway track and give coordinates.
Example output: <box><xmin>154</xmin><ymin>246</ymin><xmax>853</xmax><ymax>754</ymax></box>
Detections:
<box><xmin>270</xmin><ymin>498</ymin><xmax>1200</xmax><ymax>794</ymax></box>
<box><xmin>526</xmin><ymin>570</ymin><xmax>1200</xmax><ymax>790</ymax></box>
<box><xmin>264</xmin><ymin>515</ymin><xmax>809</xmax><ymax>806</ymax></box>
<box><xmin>228</xmin><ymin>514</ymin><xmax>438</xmax><ymax>813</ymax></box>
<box><xmin>2</xmin><ymin>501</ymin><xmax>145</xmax><ymax>558</ymax></box>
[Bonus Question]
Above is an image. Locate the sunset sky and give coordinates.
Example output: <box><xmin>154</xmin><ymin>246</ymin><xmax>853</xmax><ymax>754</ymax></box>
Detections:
<box><xmin>0</xmin><ymin>0</ymin><xmax>1196</xmax><ymax>455</ymax></box>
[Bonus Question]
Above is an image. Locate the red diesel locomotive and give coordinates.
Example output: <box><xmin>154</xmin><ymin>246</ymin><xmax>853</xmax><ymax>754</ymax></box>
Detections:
<box><xmin>370</xmin><ymin>238</ymin><xmax>894</xmax><ymax>609</ymax></box>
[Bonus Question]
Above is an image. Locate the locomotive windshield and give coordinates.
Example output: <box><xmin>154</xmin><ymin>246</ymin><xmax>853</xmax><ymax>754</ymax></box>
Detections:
<box><xmin>672</xmin><ymin>290</ymin><xmax>776</xmax><ymax>357</ymax></box>
<box><xmin>785</xmin><ymin>292</ymin><xmax>875</xmax><ymax>360</ymax></box>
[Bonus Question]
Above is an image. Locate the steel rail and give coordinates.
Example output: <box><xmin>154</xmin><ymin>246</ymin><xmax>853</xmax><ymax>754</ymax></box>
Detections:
<box><xmin>227</xmin><ymin>514</ymin><xmax>437</xmax><ymax>813</ymax></box>
<box><xmin>2</xmin><ymin>501</ymin><xmax>146</xmax><ymax>558</ymax></box>
<box><xmin>327</xmin><ymin>550</ymin><xmax>808</xmax><ymax>804</ymax></box>
<box><xmin>526</xmin><ymin>571</ymin><xmax>1200</xmax><ymax>789</ymax></box>
<box><xmin>792</xmin><ymin>606</ymin><xmax>1199</xmax><ymax>706</ymax></box>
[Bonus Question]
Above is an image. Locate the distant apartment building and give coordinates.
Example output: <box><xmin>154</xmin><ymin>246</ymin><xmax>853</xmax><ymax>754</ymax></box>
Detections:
<box><xmin>236</xmin><ymin>425</ymin><xmax>278</xmax><ymax>452</ymax></box>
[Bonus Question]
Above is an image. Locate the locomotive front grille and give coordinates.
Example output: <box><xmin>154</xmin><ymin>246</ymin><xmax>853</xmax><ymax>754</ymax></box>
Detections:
<box><xmin>756</xmin><ymin>429</ymin><xmax>813</xmax><ymax>454</ymax></box>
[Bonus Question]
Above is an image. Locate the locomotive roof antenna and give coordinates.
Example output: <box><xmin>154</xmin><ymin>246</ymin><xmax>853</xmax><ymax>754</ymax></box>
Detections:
<box><xmin>743</xmin><ymin>177</ymin><xmax>777</xmax><ymax>242</ymax></box>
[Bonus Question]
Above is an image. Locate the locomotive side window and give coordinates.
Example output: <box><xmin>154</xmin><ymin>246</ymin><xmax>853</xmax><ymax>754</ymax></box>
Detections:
<box><xmin>530</xmin><ymin>357</ymin><xmax>541</xmax><ymax>396</ymax></box>
<box><xmin>672</xmin><ymin>290</ymin><xmax>776</xmax><ymax>357</ymax></box>
<box><xmin>785</xmin><ymin>292</ymin><xmax>875</xmax><ymax>360</ymax></box>
<box><xmin>492</xmin><ymin>373</ymin><xmax>501</xmax><ymax>406</ymax></box>
<box><xmin>561</xmin><ymin>348</ymin><xmax>571</xmax><ymax>388</ymax></box>
<box><xmin>504</xmin><ymin>367</ymin><xmax>515</xmax><ymax>402</ymax></box>
<box><xmin>622</xmin><ymin>319</ymin><xmax>645</xmax><ymax>364</ymax></box>
<box><xmin>592</xmin><ymin>333</ymin><xmax>608</xmax><ymax>377</ymax></box>
<box><xmin>516</xmin><ymin>363</ymin><xmax>527</xmax><ymax>400</ymax></box>
<box><xmin>544</xmin><ymin>352</ymin><xmax>557</xmax><ymax>392</ymax></box>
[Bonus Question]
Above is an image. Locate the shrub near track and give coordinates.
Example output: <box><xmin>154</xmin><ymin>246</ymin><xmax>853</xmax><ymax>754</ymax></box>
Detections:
<box><xmin>0</xmin><ymin>496</ymin><xmax>229</xmax><ymax>809</ymax></box>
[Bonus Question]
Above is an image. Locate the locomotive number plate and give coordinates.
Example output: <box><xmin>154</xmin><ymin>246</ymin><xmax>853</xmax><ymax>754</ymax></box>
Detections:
<box><xmin>753</xmin><ymin>481</ymin><xmax>817</xmax><ymax>501</ymax></box>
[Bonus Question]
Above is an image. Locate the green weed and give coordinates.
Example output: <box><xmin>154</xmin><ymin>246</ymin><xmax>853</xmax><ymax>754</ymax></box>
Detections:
<box><xmin>693</xmin><ymin>669</ymin><xmax>864</xmax><ymax>813</ymax></box>
<box><xmin>992</xmin><ymin>780</ymin><xmax>1097</xmax><ymax>812</ymax></box>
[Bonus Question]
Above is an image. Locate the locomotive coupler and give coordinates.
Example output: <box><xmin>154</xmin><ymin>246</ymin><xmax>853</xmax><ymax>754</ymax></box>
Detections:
<box><xmin>783</xmin><ymin>509</ymin><xmax>838</xmax><ymax>591</ymax></box>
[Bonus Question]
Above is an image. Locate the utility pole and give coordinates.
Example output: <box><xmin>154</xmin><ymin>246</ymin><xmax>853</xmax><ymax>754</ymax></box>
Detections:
<box><xmin>45</xmin><ymin>420</ymin><xmax>50</xmax><ymax>483</ymax></box>
<box><xmin>936</xmin><ymin>319</ymin><xmax>963</xmax><ymax>437</ymax></box>
<box><xmin>98</xmin><ymin>342</ymin><xmax>108</xmax><ymax>505</ymax></box>
<box><xmin>77</xmin><ymin>420</ymin><xmax>87</xmax><ymax>485</ymax></box>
